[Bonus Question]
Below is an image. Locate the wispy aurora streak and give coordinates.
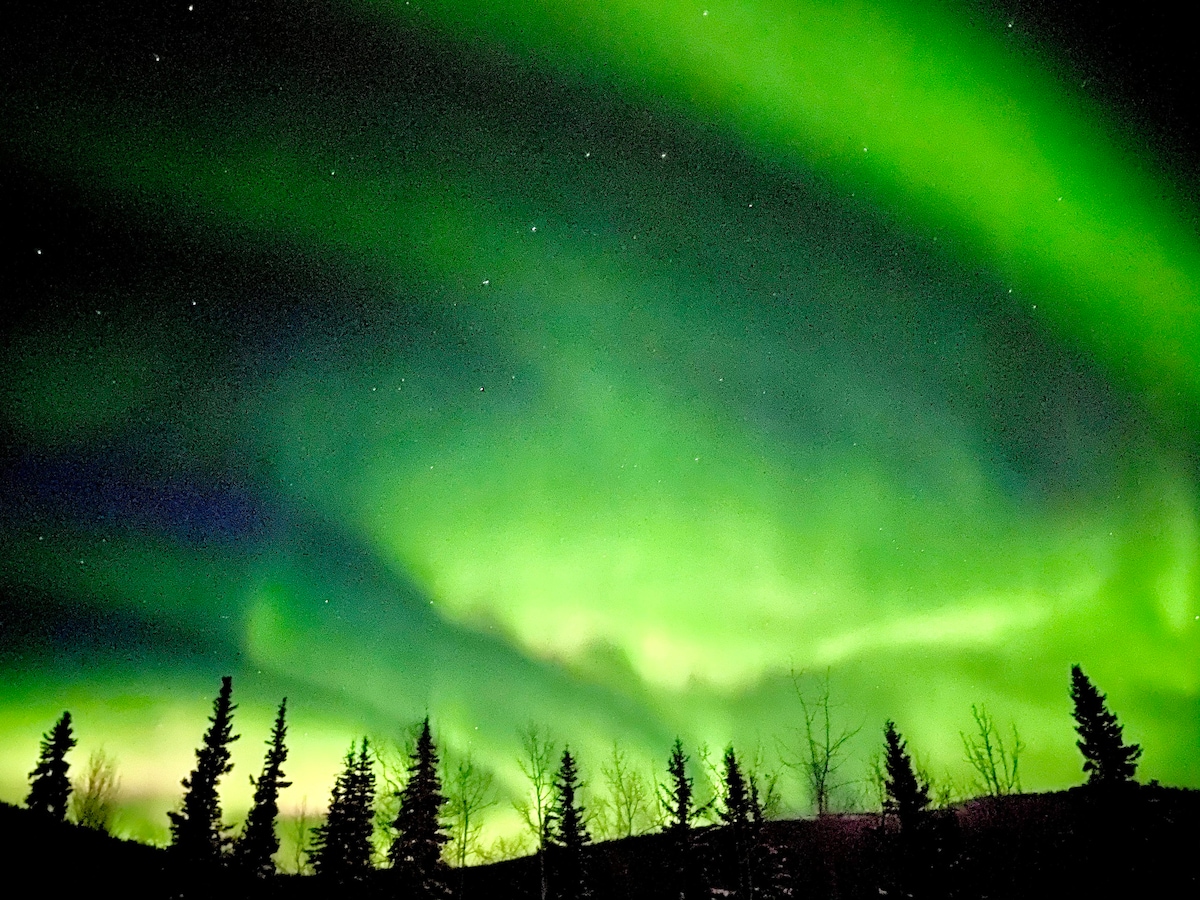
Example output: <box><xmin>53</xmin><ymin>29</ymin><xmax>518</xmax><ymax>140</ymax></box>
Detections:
<box><xmin>0</xmin><ymin>0</ymin><xmax>1197</xmax><ymax>847</ymax></box>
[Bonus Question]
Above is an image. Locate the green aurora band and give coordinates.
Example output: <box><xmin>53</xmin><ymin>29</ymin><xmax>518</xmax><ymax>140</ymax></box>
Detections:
<box><xmin>1</xmin><ymin>0</ymin><xmax>1197</xmax><ymax>850</ymax></box>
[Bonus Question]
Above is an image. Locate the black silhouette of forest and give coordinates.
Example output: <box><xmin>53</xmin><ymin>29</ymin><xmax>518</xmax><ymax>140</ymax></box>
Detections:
<box><xmin>3</xmin><ymin>666</ymin><xmax>1197</xmax><ymax>899</ymax></box>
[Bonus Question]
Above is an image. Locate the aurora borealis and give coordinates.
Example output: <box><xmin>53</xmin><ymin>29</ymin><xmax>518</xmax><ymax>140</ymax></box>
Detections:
<box><xmin>1</xmin><ymin>0</ymin><xmax>1198</xmax><ymax>851</ymax></box>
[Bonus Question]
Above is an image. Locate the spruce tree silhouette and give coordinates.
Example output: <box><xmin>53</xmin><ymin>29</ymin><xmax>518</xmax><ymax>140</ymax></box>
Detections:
<box><xmin>548</xmin><ymin>748</ymin><xmax>591</xmax><ymax>900</ymax></box>
<box><xmin>516</xmin><ymin>724</ymin><xmax>557</xmax><ymax>900</ymax></box>
<box><xmin>26</xmin><ymin>711</ymin><xmax>75</xmax><ymax>820</ymax></box>
<box><xmin>1069</xmin><ymin>664</ymin><xmax>1142</xmax><ymax>785</ymax></box>
<box><xmin>311</xmin><ymin>737</ymin><xmax>377</xmax><ymax>879</ymax></box>
<box><xmin>662</xmin><ymin>739</ymin><xmax>697</xmax><ymax>837</ymax></box>
<box><xmin>718</xmin><ymin>747</ymin><xmax>757</xmax><ymax>900</ymax></box>
<box><xmin>389</xmin><ymin>718</ymin><xmax>450</xmax><ymax>899</ymax></box>
<box><xmin>661</xmin><ymin>739</ymin><xmax>699</xmax><ymax>900</ymax></box>
<box><xmin>169</xmin><ymin>676</ymin><xmax>239</xmax><ymax>864</ymax></box>
<box><xmin>881</xmin><ymin>721</ymin><xmax>930</xmax><ymax>832</ymax></box>
<box><xmin>719</xmin><ymin>746</ymin><xmax>751</xmax><ymax>829</ymax></box>
<box><xmin>879</xmin><ymin>722</ymin><xmax>934</xmax><ymax>900</ymax></box>
<box><xmin>233</xmin><ymin>697</ymin><xmax>291</xmax><ymax>877</ymax></box>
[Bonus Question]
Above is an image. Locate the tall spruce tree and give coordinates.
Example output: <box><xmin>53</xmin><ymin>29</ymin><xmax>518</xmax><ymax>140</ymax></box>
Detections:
<box><xmin>170</xmin><ymin>676</ymin><xmax>239</xmax><ymax>864</ymax></box>
<box><xmin>548</xmin><ymin>748</ymin><xmax>591</xmax><ymax>900</ymax></box>
<box><xmin>662</xmin><ymin>739</ymin><xmax>696</xmax><ymax>836</ymax></box>
<box><xmin>311</xmin><ymin>738</ymin><xmax>377</xmax><ymax>879</ymax></box>
<box><xmin>718</xmin><ymin>747</ymin><xmax>756</xmax><ymax>900</ymax></box>
<box><xmin>719</xmin><ymin>746</ymin><xmax>751</xmax><ymax>829</ymax></box>
<box><xmin>1069</xmin><ymin>665</ymin><xmax>1142</xmax><ymax>785</ymax></box>
<box><xmin>881</xmin><ymin>721</ymin><xmax>930</xmax><ymax>831</ymax></box>
<box><xmin>26</xmin><ymin>711</ymin><xmax>75</xmax><ymax>820</ymax></box>
<box><xmin>389</xmin><ymin>718</ymin><xmax>450</xmax><ymax>899</ymax></box>
<box><xmin>878</xmin><ymin>723</ymin><xmax>954</xmax><ymax>900</ymax></box>
<box><xmin>661</xmin><ymin>739</ymin><xmax>699</xmax><ymax>900</ymax></box>
<box><xmin>234</xmin><ymin>698</ymin><xmax>291</xmax><ymax>876</ymax></box>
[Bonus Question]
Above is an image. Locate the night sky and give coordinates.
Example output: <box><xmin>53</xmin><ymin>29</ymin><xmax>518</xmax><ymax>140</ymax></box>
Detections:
<box><xmin>2</xmin><ymin>0</ymin><xmax>1198</xmax><ymax>848</ymax></box>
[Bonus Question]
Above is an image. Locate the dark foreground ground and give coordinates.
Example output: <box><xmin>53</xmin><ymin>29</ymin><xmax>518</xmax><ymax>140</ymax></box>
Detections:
<box><xmin>3</xmin><ymin>785</ymin><xmax>1196</xmax><ymax>899</ymax></box>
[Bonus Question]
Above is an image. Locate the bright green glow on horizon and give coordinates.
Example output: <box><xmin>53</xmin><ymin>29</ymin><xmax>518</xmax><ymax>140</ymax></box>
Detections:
<box><xmin>1</xmin><ymin>0</ymin><xmax>1198</xmax><ymax>853</ymax></box>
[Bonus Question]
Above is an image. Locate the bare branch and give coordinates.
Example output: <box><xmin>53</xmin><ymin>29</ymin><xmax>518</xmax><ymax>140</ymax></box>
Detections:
<box><xmin>691</xmin><ymin>743</ymin><xmax>724</xmax><ymax>825</ymax></box>
<box><xmin>960</xmin><ymin>704</ymin><xmax>1023</xmax><ymax>797</ymax></box>
<box><xmin>284</xmin><ymin>798</ymin><xmax>316</xmax><ymax>875</ymax></box>
<box><xmin>444</xmin><ymin>751</ymin><xmax>496</xmax><ymax>868</ymax></box>
<box><xmin>71</xmin><ymin>748</ymin><xmax>121</xmax><ymax>833</ymax></box>
<box><xmin>599</xmin><ymin>741</ymin><xmax>653</xmax><ymax>839</ymax></box>
<box><xmin>514</xmin><ymin>723</ymin><xmax>557</xmax><ymax>852</ymax></box>
<box><xmin>864</xmin><ymin>749</ymin><xmax>888</xmax><ymax>815</ymax></box>
<box><xmin>780</xmin><ymin>669</ymin><xmax>861</xmax><ymax>816</ymax></box>
<box><xmin>514</xmin><ymin>724</ymin><xmax>558</xmax><ymax>900</ymax></box>
<box><xmin>478</xmin><ymin>831</ymin><xmax>534</xmax><ymax>864</ymax></box>
<box><xmin>744</xmin><ymin>744</ymin><xmax>783</xmax><ymax>822</ymax></box>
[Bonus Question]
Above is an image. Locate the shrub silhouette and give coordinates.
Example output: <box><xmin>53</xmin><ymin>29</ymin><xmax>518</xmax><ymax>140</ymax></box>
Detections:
<box><xmin>71</xmin><ymin>748</ymin><xmax>120</xmax><ymax>833</ymax></box>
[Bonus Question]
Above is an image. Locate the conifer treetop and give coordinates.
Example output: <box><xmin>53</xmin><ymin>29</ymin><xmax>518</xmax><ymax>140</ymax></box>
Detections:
<box><xmin>26</xmin><ymin>710</ymin><xmax>76</xmax><ymax>821</ymax></box>
<box><xmin>661</xmin><ymin>738</ymin><xmax>696</xmax><ymax>836</ymax></box>
<box><xmin>390</xmin><ymin>718</ymin><xmax>450</xmax><ymax>896</ymax></box>
<box><xmin>882</xmin><ymin>721</ymin><xmax>930</xmax><ymax>829</ymax></box>
<box><xmin>718</xmin><ymin>746</ymin><xmax>750</xmax><ymax>830</ymax></box>
<box><xmin>169</xmin><ymin>675</ymin><xmax>240</xmax><ymax>864</ymax></box>
<box><xmin>548</xmin><ymin>747</ymin><xmax>592</xmax><ymax>900</ymax></box>
<box><xmin>549</xmin><ymin>747</ymin><xmax>590</xmax><ymax>851</ymax></box>
<box><xmin>1069</xmin><ymin>665</ymin><xmax>1142</xmax><ymax>785</ymax></box>
<box><xmin>234</xmin><ymin>697</ymin><xmax>291</xmax><ymax>877</ymax></box>
<box><xmin>311</xmin><ymin>737</ymin><xmax>377</xmax><ymax>879</ymax></box>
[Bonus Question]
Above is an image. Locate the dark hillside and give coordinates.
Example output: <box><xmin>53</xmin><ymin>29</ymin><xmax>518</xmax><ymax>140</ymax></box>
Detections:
<box><xmin>0</xmin><ymin>801</ymin><xmax>290</xmax><ymax>900</ymax></box>
<box><xmin>3</xmin><ymin>787</ymin><xmax>1198</xmax><ymax>899</ymax></box>
<box><xmin>0</xmin><ymin>800</ymin><xmax>173</xmax><ymax>897</ymax></box>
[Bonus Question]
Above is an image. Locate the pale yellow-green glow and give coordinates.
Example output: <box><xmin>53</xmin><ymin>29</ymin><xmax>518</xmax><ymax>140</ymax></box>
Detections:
<box><xmin>1</xmin><ymin>672</ymin><xmax>417</xmax><ymax>843</ymax></box>
<box><xmin>255</xmin><ymin>280</ymin><xmax>1194</xmax><ymax>701</ymax></box>
<box><xmin>812</xmin><ymin>598</ymin><xmax>1054</xmax><ymax>667</ymax></box>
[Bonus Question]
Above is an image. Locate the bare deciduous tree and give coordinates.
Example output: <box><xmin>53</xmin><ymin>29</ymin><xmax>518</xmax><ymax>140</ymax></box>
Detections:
<box><xmin>599</xmin><ymin>741</ymin><xmax>653</xmax><ymax>838</ymax></box>
<box><xmin>744</xmin><ymin>745</ymin><xmax>783</xmax><ymax>823</ymax></box>
<box><xmin>286</xmin><ymin>798</ymin><xmax>316</xmax><ymax>875</ymax></box>
<box><xmin>692</xmin><ymin>743</ymin><xmax>725</xmax><ymax>826</ymax></box>
<box><xmin>782</xmin><ymin>669</ymin><xmax>860</xmax><ymax>816</ymax></box>
<box><xmin>445</xmin><ymin>752</ymin><xmax>496</xmax><ymax>869</ymax></box>
<box><xmin>918</xmin><ymin>761</ymin><xmax>959</xmax><ymax>810</ymax></box>
<box><xmin>515</xmin><ymin>725</ymin><xmax>556</xmax><ymax>846</ymax></box>
<box><xmin>71</xmin><ymin>748</ymin><xmax>120</xmax><ymax>833</ymax></box>
<box><xmin>961</xmin><ymin>704</ymin><xmax>1022</xmax><ymax>797</ymax></box>
<box><xmin>514</xmin><ymin>724</ymin><xmax>557</xmax><ymax>900</ymax></box>
<box><xmin>479</xmin><ymin>831</ymin><xmax>534</xmax><ymax>864</ymax></box>
<box><xmin>865</xmin><ymin>748</ymin><xmax>889</xmax><ymax>814</ymax></box>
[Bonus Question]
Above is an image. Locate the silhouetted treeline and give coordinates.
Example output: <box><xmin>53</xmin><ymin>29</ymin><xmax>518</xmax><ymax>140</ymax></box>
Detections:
<box><xmin>9</xmin><ymin>665</ymin><xmax>1194</xmax><ymax>899</ymax></box>
<box><xmin>7</xmin><ymin>784</ymin><xmax>1198</xmax><ymax>900</ymax></box>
